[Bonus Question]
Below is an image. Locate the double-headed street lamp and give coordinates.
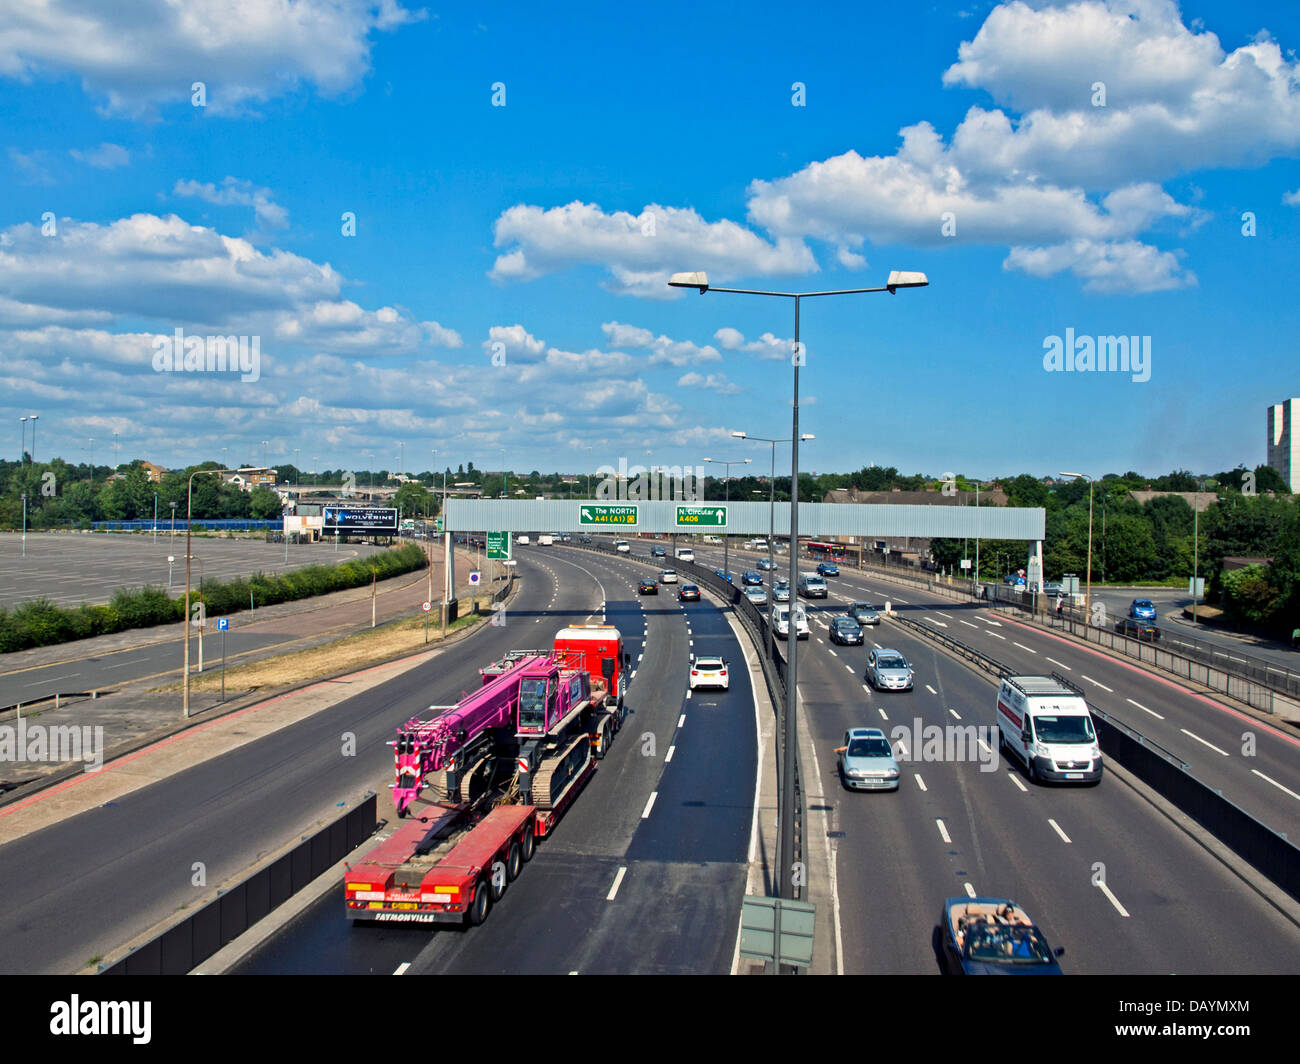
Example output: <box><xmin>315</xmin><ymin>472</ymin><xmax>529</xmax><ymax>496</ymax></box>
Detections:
<box><xmin>732</xmin><ymin>430</ymin><xmax>814</xmax><ymax>658</ymax></box>
<box><xmin>1059</xmin><ymin>472</ymin><xmax>1093</xmax><ymax>621</ymax></box>
<box><xmin>702</xmin><ymin>457</ymin><xmax>750</xmax><ymax>579</ymax></box>
<box><xmin>671</xmin><ymin>268</ymin><xmax>928</xmax><ymax>924</ymax></box>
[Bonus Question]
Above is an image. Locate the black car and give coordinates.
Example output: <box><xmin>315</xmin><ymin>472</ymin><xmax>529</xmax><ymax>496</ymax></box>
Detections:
<box><xmin>1115</xmin><ymin>616</ymin><xmax>1160</xmax><ymax>641</ymax></box>
<box><xmin>742</xmin><ymin>569</ymin><xmax>763</xmax><ymax>586</ymax></box>
<box><xmin>639</xmin><ymin>579</ymin><xmax>658</xmax><ymax>595</ymax></box>
<box><xmin>651</xmin><ymin>545</ymin><xmax>667</xmax><ymax>557</ymax></box>
<box><xmin>678</xmin><ymin>583</ymin><xmax>700</xmax><ymax>602</ymax></box>
<box><xmin>579</xmin><ymin>536</ymin><xmax>592</xmax><ymax>543</ymax></box>
<box><xmin>829</xmin><ymin>616</ymin><xmax>864</xmax><ymax>645</ymax></box>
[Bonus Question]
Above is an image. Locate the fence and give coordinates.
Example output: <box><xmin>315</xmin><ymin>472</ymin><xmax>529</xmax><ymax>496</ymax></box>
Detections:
<box><xmin>100</xmin><ymin>793</ymin><xmax>377</xmax><ymax>975</ymax></box>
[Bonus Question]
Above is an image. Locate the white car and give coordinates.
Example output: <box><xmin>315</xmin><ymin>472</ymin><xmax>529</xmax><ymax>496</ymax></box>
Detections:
<box><xmin>660</xmin><ymin>569</ymin><xmax>679</xmax><ymax>584</ymax></box>
<box><xmin>614</xmin><ymin>539</ymin><xmax>630</xmax><ymax>553</ymax></box>
<box><xmin>689</xmin><ymin>655</ymin><xmax>729</xmax><ymax>690</ymax></box>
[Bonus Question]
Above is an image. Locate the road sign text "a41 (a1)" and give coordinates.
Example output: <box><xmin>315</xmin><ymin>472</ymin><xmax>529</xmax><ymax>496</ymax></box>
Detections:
<box><xmin>676</xmin><ymin>505</ymin><xmax>726</xmax><ymax>527</ymax></box>
<box><xmin>579</xmin><ymin>505</ymin><xmax>637</xmax><ymax>526</ymax></box>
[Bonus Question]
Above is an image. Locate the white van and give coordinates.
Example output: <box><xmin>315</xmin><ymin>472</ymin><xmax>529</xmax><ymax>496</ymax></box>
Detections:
<box><xmin>702</xmin><ymin>535</ymin><xmax>722</xmax><ymax>545</ymax></box>
<box><xmin>996</xmin><ymin>675</ymin><xmax>1103</xmax><ymax>784</ymax></box>
<box><xmin>772</xmin><ymin>603</ymin><xmax>809</xmax><ymax>641</ymax></box>
<box><xmin>538</xmin><ymin>534</ymin><xmax>554</xmax><ymax>546</ymax></box>
<box><xmin>517</xmin><ymin>534</ymin><xmax>531</xmax><ymax>545</ymax></box>
<box><xmin>614</xmin><ymin>539</ymin><xmax>630</xmax><ymax>553</ymax></box>
<box><xmin>676</xmin><ymin>548</ymin><xmax>695</xmax><ymax>563</ymax></box>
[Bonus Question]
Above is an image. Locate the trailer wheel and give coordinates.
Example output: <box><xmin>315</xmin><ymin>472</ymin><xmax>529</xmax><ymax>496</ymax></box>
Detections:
<box><xmin>469</xmin><ymin>878</ymin><xmax>491</xmax><ymax>926</ymax></box>
<box><xmin>594</xmin><ymin>722</ymin><xmax>608</xmax><ymax>761</ymax></box>
<box><xmin>505</xmin><ymin>840</ymin><xmax>522</xmax><ymax>882</ymax></box>
<box><xmin>490</xmin><ymin>860</ymin><xmax>508</xmax><ymax>902</ymax></box>
<box><xmin>520</xmin><ymin>824</ymin><xmax>536</xmax><ymax>863</ymax></box>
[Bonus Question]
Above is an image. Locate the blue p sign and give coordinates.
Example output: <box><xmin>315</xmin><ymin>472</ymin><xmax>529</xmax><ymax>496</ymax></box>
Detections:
<box><xmin>217</xmin><ymin>617</ymin><xmax>229</xmax><ymax>631</ymax></box>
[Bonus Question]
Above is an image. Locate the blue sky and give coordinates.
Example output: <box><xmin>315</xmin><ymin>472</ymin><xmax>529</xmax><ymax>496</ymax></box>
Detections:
<box><xmin>3</xmin><ymin>0</ymin><xmax>1299</xmax><ymax>484</ymax></box>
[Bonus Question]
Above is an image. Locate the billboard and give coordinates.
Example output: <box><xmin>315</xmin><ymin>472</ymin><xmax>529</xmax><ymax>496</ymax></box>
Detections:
<box><xmin>323</xmin><ymin>506</ymin><xmax>398</xmax><ymax>534</ymax></box>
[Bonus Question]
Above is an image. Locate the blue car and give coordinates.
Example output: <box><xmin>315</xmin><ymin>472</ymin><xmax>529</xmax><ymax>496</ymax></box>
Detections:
<box><xmin>1129</xmin><ymin>598</ymin><xmax>1157</xmax><ymax>621</ymax></box>
<box><xmin>817</xmin><ymin>561</ymin><xmax>840</xmax><ymax>577</ymax></box>
<box><xmin>742</xmin><ymin>570</ymin><xmax>763</xmax><ymax>586</ymax></box>
<box><xmin>939</xmin><ymin>898</ymin><xmax>1064</xmax><ymax>975</ymax></box>
<box><xmin>714</xmin><ymin>568</ymin><xmax>735</xmax><ymax>582</ymax></box>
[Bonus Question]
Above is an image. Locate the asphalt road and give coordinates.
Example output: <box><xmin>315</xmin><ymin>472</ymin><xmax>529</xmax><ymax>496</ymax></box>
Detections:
<box><xmin>235</xmin><ymin>546</ymin><xmax>756</xmax><ymax>975</ymax></box>
<box><xmin>0</xmin><ymin>531</ymin><xmax>385</xmax><ymax>609</ymax></box>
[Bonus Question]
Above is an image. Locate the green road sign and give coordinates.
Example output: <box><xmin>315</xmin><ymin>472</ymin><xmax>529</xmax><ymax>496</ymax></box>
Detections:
<box><xmin>578</xmin><ymin>504</ymin><xmax>638</xmax><ymax>526</ymax></box>
<box><xmin>435</xmin><ymin>516</ymin><xmax>444</xmax><ymax>533</ymax></box>
<box><xmin>486</xmin><ymin>531</ymin><xmax>511</xmax><ymax>560</ymax></box>
<box><xmin>739</xmin><ymin>896</ymin><xmax>816</xmax><ymax>968</ymax></box>
<box><xmin>676</xmin><ymin>505</ymin><xmax>727</xmax><ymax>527</ymax></box>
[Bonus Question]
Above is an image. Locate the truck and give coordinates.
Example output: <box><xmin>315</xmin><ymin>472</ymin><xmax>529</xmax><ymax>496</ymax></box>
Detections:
<box><xmin>344</xmin><ymin>626</ymin><xmax>630</xmax><ymax>926</ymax></box>
<box><xmin>996</xmin><ymin>674</ymin><xmax>1102</xmax><ymax>784</ymax></box>
<box><xmin>538</xmin><ymin>534</ymin><xmax>554</xmax><ymax>545</ymax></box>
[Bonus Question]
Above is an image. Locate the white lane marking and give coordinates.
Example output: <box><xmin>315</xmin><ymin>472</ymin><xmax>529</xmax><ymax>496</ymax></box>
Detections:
<box><xmin>845</xmin><ymin>665</ymin><xmax>854</xmax><ymax>673</ymax></box>
<box><xmin>665</xmin><ymin>745</ymin><xmax>676</xmax><ymax>763</ymax></box>
<box><xmin>1096</xmin><ymin>881</ymin><xmax>1130</xmax><ymax>917</ymax></box>
<box><xmin>1009</xmin><ymin>774</ymin><xmax>1028</xmax><ymax>792</ymax></box>
<box><xmin>569</xmin><ymin>970</ymin><xmax>579</xmax><ymax>975</ymax></box>
<box><xmin>607</xmin><ymin>866</ymin><xmax>628</xmax><ymax>900</ymax></box>
<box><xmin>103</xmin><ymin>661</ymin><xmax>139</xmax><ymax>670</ymax></box>
<box><xmin>1180</xmin><ymin>728</ymin><xmax>1229</xmax><ymax>757</ymax></box>
<box><xmin>989</xmin><ymin>632</ymin><xmax>1006</xmax><ymax>640</ymax></box>
<box><xmin>686</xmin><ymin>690</ymin><xmax>692</xmax><ymax>699</ymax></box>
<box><xmin>678</xmin><ymin>714</ymin><xmax>686</xmax><ymax>728</ymax></box>
<box><xmin>641</xmin><ymin>792</ymin><xmax>658</xmax><ymax>819</ymax></box>
<box><xmin>893</xmin><ymin>596</ymin><xmax>908</xmax><ymax>603</ymax></box>
<box><xmin>925</xmin><ymin>684</ymin><xmax>937</xmax><ymax>695</ymax></box>
<box><xmin>827</xmin><ymin>648</ymin><xmax>837</xmax><ymax>657</ymax></box>
<box><xmin>959</xmin><ymin>620</ymin><xmax>978</xmax><ymax>628</ymax></box>
<box><xmin>26</xmin><ymin>673</ymin><xmax>79</xmax><ymax>686</ymax></box>
<box><xmin>1126</xmin><ymin>697</ymin><xmax>1164</xmax><ymax>720</ymax></box>
<box><xmin>1012</xmin><ymin>642</ymin><xmax>1037</xmax><ymax>654</ymax></box>
<box><xmin>637</xmin><ymin>653</ymin><xmax>644</xmax><ymax>662</ymax></box>
<box><xmin>1048</xmin><ymin>819</ymin><xmax>1072</xmax><ymax>844</ymax></box>
<box><xmin>1080</xmin><ymin>674</ymin><xmax>1113</xmax><ymax>692</ymax></box>
<box><xmin>1045</xmin><ymin>657</ymin><xmax>1071</xmax><ymax>671</ymax></box>
<box><xmin>878</xmin><ymin>708</ymin><xmax>888</xmax><ymax>721</ymax></box>
<box><xmin>1251</xmin><ymin>770</ymin><xmax>1300</xmax><ymax>802</ymax></box>
<box><xmin>964</xmin><ymin>882</ymin><xmax>977</xmax><ymax>898</ymax></box>
<box><xmin>393</xmin><ymin>962</ymin><xmax>411</xmax><ymax>975</ymax></box>
<box><xmin>862</xmin><ymin>684</ymin><xmax>872</xmax><ymax>694</ymax></box>
<box><xmin>928</xmin><ymin>619</ymin><xmax>948</xmax><ymax>628</ymax></box>
<box><xmin>935</xmin><ymin>612</ymin><xmax>953</xmax><ymax>620</ymax></box>
<box><xmin>977</xmin><ymin>738</ymin><xmax>992</xmax><ymax>756</ymax></box>
<box><xmin>949</xmin><ymin>708</ymin><xmax>961</xmax><ymax>721</ymax></box>
<box><xmin>688</xmin><ymin>640</ymin><xmax>693</xmax><ymax>646</ymax></box>
<box><xmin>936</xmin><ymin>819</ymin><xmax>951</xmax><ymax>844</ymax></box>
<box><xmin>914</xmin><ymin>773</ymin><xmax>927</xmax><ymax>792</ymax></box>
<box><xmin>981</xmin><ymin>618</ymin><xmax>1002</xmax><ymax>626</ymax></box>
<box><xmin>872</xmin><ymin>641</ymin><xmax>882</xmax><ymax>649</ymax></box>
<box><xmin>895</xmin><ymin>739</ymin><xmax>908</xmax><ymax>757</ymax></box>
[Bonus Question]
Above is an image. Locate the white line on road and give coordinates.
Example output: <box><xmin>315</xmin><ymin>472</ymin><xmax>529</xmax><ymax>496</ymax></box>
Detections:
<box><xmin>827</xmin><ymin>648</ymin><xmax>837</xmax><ymax>657</ymax></box>
<box><xmin>981</xmin><ymin>618</ymin><xmax>1002</xmax><ymax>626</ymax></box>
<box><xmin>1251</xmin><ymin>769</ymin><xmax>1300</xmax><ymax>802</ymax></box>
<box><xmin>925</xmin><ymin>684</ymin><xmax>937</xmax><ymax>695</ymax></box>
<box><xmin>1126</xmin><ymin>697</ymin><xmax>1164</xmax><ymax>720</ymax></box>
<box><xmin>1048</xmin><ymin>819</ymin><xmax>1072</xmax><ymax>843</ymax></box>
<box><xmin>989</xmin><ymin>632</ymin><xmax>1006</xmax><ymax>640</ymax></box>
<box><xmin>685</xmin><ymin>690</ymin><xmax>692</xmax><ymax>699</ymax></box>
<box><xmin>845</xmin><ymin>664</ymin><xmax>854</xmax><ymax>673</ymax></box>
<box><xmin>1180</xmin><ymin>728</ymin><xmax>1229</xmax><ymax>756</ymax></box>
<box><xmin>607</xmin><ymin>866</ymin><xmax>627</xmax><ymax>900</ymax></box>
<box><xmin>928</xmin><ymin>619</ymin><xmax>948</xmax><ymax>628</ymax></box>
<box><xmin>393</xmin><ymin>962</ymin><xmax>411</xmax><ymax>975</ymax></box>
<box><xmin>25</xmin><ymin>673</ymin><xmax>79</xmax><ymax>686</ymax></box>
<box><xmin>896</xmin><ymin>739</ymin><xmax>908</xmax><ymax>757</ymax></box>
<box><xmin>1096</xmin><ymin>881</ymin><xmax>1130</xmax><ymax>917</ymax></box>
<box><xmin>1009</xmin><ymin>774</ymin><xmax>1028</xmax><ymax>793</ymax></box>
<box><xmin>949</xmin><ymin>709</ymin><xmax>962</xmax><ymax>721</ymax></box>
<box><xmin>964</xmin><ymin>882</ymin><xmax>977</xmax><ymax>898</ymax></box>
<box><xmin>959</xmin><ymin>620</ymin><xmax>978</xmax><ymax>628</ymax></box>
<box><xmin>678</xmin><ymin>714</ymin><xmax>686</xmax><ymax>728</ymax></box>
<box><xmin>665</xmin><ymin>745</ymin><xmax>676</xmax><ymax>763</ymax></box>
<box><xmin>641</xmin><ymin>792</ymin><xmax>658</xmax><ymax>819</ymax></box>
<box><xmin>935</xmin><ymin>612</ymin><xmax>953</xmax><ymax>620</ymax></box>
<box><xmin>936</xmin><ymin>819</ymin><xmax>951</xmax><ymax>844</ymax></box>
<box><xmin>1012</xmin><ymin>642</ymin><xmax>1037</xmax><ymax>654</ymax></box>
<box><xmin>914</xmin><ymin>773</ymin><xmax>927</xmax><ymax>792</ymax></box>
<box><xmin>1045</xmin><ymin>657</ymin><xmax>1071</xmax><ymax>670</ymax></box>
<box><xmin>878</xmin><ymin>708</ymin><xmax>888</xmax><ymax>721</ymax></box>
<box><xmin>1081</xmin><ymin>674</ymin><xmax>1113</xmax><ymax>692</ymax></box>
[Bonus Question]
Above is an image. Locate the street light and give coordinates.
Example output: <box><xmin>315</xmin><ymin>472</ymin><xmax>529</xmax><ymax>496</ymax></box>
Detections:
<box><xmin>673</xmin><ymin>267</ymin><xmax>928</xmax><ymax>928</ymax></box>
<box><xmin>1059</xmin><ymin>472</ymin><xmax>1094</xmax><ymax>622</ymax></box>
<box><xmin>1192</xmin><ymin>478</ymin><xmax>1217</xmax><ymax>624</ymax></box>
<box><xmin>702</xmin><ymin>457</ymin><xmax>751</xmax><ymax>579</ymax></box>
<box><xmin>732</xmin><ymin>430</ymin><xmax>814</xmax><ymax>659</ymax></box>
<box><xmin>29</xmin><ymin>414</ymin><xmax>38</xmax><ymax>462</ymax></box>
<box><xmin>19</xmin><ymin>416</ymin><xmax>26</xmax><ymax>462</ymax></box>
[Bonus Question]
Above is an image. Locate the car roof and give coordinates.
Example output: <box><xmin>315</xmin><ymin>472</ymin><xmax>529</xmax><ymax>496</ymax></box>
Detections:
<box><xmin>695</xmin><ymin>655</ymin><xmax>724</xmax><ymax>664</ymax></box>
<box><xmin>874</xmin><ymin>648</ymin><xmax>904</xmax><ymax>656</ymax></box>
<box><xmin>847</xmin><ymin>727</ymin><xmax>888</xmax><ymax>740</ymax></box>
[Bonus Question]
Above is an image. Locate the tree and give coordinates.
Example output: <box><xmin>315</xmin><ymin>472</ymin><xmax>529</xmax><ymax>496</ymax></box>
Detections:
<box><xmin>393</xmin><ymin>481</ymin><xmax>432</xmax><ymax>516</ymax></box>
<box><xmin>248</xmin><ymin>486</ymin><xmax>284</xmax><ymax>520</ymax></box>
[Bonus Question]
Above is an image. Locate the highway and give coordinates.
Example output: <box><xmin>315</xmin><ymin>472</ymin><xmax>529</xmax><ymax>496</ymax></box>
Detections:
<box><xmin>0</xmin><ymin>544</ymin><xmax>755</xmax><ymax>975</ymax></box>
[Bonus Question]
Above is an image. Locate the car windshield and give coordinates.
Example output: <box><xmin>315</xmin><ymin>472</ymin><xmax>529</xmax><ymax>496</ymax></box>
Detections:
<box><xmin>518</xmin><ymin>678</ymin><xmax>549</xmax><ymax>728</ymax></box>
<box><xmin>696</xmin><ymin>659</ymin><xmax>723</xmax><ymax>670</ymax></box>
<box><xmin>876</xmin><ymin>656</ymin><xmax>908</xmax><ymax>670</ymax></box>
<box><xmin>1033</xmin><ymin>714</ymin><xmax>1095</xmax><ymax>743</ymax></box>
<box><xmin>965</xmin><ymin>923</ymin><xmax>1054</xmax><ymax>965</ymax></box>
<box><xmin>847</xmin><ymin>738</ymin><xmax>892</xmax><ymax>758</ymax></box>
<box><xmin>683</xmin><ymin>584</ymin><xmax>697</xmax><ymax>592</ymax></box>
<box><xmin>834</xmin><ymin>619</ymin><xmax>855</xmax><ymax>630</ymax></box>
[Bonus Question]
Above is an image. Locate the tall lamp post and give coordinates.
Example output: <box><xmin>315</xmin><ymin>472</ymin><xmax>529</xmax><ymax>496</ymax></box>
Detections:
<box><xmin>1192</xmin><ymin>478</ymin><xmax>1217</xmax><ymax>623</ymax></box>
<box><xmin>1059</xmin><ymin>472</ymin><xmax>1094</xmax><ymax>622</ymax></box>
<box><xmin>732</xmin><ymin>430</ymin><xmax>814</xmax><ymax>657</ymax></box>
<box><xmin>184</xmin><ymin>467</ymin><xmax>243</xmax><ymax>718</ymax></box>
<box><xmin>29</xmin><ymin>414</ymin><xmax>38</xmax><ymax>463</ymax></box>
<box><xmin>671</xmin><ymin>268</ymin><xmax>928</xmax><ymax>924</ymax></box>
<box><xmin>19</xmin><ymin>416</ymin><xmax>27</xmax><ymax>462</ymax></box>
<box><xmin>702</xmin><ymin>456</ymin><xmax>751</xmax><ymax>579</ymax></box>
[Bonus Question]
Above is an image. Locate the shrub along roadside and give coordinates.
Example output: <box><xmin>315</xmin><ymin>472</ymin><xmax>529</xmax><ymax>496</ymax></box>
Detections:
<box><xmin>0</xmin><ymin>544</ymin><xmax>428</xmax><ymax>655</ymax></box>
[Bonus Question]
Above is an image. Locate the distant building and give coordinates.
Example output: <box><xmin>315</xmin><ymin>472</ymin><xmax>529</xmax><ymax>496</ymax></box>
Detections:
<box><xmin>1267</xmin><ymin>398</ymin><xmax>1300</xmax><ymax>493</ymax></box>
<box><xmin>141</xmin><ymin>461</ymin><xmax>167</xmax><ymax>483</ymax></box>
<box><xmin>220</xmin><ymin>467</ymin><xmax>277</xmax><ymax>492</ymax></box>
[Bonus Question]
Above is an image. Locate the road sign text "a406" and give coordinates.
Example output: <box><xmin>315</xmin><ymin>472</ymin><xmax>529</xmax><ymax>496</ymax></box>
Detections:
<box><xmin>676</xmin><ymin>505</ymin><xmax>727</xmax><ymax>527</ymax></box>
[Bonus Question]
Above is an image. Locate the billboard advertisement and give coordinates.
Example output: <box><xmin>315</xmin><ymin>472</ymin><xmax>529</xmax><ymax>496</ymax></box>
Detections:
<box><xmin>323</xmin><ymin>506</ymin><xmax>398</xmax><ymax>534</ymax></box>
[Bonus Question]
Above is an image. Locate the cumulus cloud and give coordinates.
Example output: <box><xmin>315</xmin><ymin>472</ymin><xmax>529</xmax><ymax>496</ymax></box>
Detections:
<box><xmin>713</xmin><ymin>328</ymin><xmax>792</xmax><ymax>361</ymax></box>
<box><xmin>1284</xmin><ymin>189</ymin><xmax>1300</xmax><ymax>206</ymax></box>
<box><xmin>69</xmin><ymin>142</ymin><xmax>130</xmax><ymax>169</ymax></box>
<box><xmin>0</xmin><ymin>0</ymin><xmax>427</xmax><ymax>115</ymax></box>
<box><xmin>678</xmin><ymin>371</ymin><xmax>741</xmax><ymax>395</ymax></box>
<box><xmin>174</xmin><ymin>177</ymin><xmax>289</xmax><ymax>229</ymax></box>
<box><xmin>275</xmin><ymin>300</ymin><xmax>461</xmax><ymax>353</ymax></box>
<box><xmin>482</xmin><ymin>324</ymin><xmax>547</xmax><ymax>363</ymax></box>
<box><xmin>1003</xmin><ymin>238</ymin><xmax>1195</xmax><ymax>293</ymax></box>
<box><xmin>490</xmin><ymin>201</ymin><xmax>815</xmax><ymax>296</ymax></box>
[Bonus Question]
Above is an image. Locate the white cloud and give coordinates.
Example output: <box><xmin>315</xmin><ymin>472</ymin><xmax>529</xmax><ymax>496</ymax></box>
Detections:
<box><xmin>1003</xmin><ymin>238</ymin><xmax>1195</xmax><ymax>293</ymax></box>
<box><xmin>69</xmin><ymin>142</ymin><xmax>130</xmax><ymax>169</ymax></box>
<box><xmin>678</xmin><ymin>371</ymin><xmax>741</xmax><ymax>395</ymax></box>
<box><xmin>0</xmin><ymin>0</ymin><xmax>427</xmax><ymax>115</ymax></box>
<box><xmin>274</xmin><ymin>300</ymin><xmax>461</xmax><ymax>353</ymax></box>
<box><xmin>482</xmin><ymin>324</ymin><xmax>546</xmax><ymax>363</ymax></box>
<box><xmin>490</xmin><ymin>200</ymin><xmax>815</xmax><ymax>296</ymax></box>
<box><xmin>1284</xmin><ymin>189</ymin><xmax>1300</xmax><ymax>206</ymax></box>
<box><xmin>174</xmin><ymin>177</ymin><xmax>289</xmax><ymax>229</ymax></box>
<box><xmin>8</xmin><ymin>147</ymin><xmax>53</xmax><ymax>184</ymax></box>
<box><xmin>712</xmin><ymin>328</ymin><xmax>792</xmax><ymax>361</ymax></box>
<box><xmin>600</xmin><ymin>321</ymin><xmax>656</xmax><ymax>348</ymax></box>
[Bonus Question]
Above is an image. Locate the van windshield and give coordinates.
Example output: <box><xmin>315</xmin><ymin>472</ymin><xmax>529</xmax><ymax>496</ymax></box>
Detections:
<box><xmin>1032</xmin><ymin>714</ymin><xmax>1095</xmax><ymax>743</ymax></box>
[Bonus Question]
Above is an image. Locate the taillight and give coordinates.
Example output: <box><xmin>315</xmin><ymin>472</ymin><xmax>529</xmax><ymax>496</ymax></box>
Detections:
<box><xmin>720</xmin><ymin>670</ymin><xmax>727</xmax><ymax>676</ymax></box>
<box><xmin>691</xmin><ymin>670</ymin><xmax>698</xmax><ymax>676</ymax></box>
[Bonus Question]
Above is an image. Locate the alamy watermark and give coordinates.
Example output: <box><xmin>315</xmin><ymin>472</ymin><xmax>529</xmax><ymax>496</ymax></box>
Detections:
<box><xmin>152</xmin><ymin>327</ymin><xmax>261</xmax><ymax>383</ymax></box>
<box><xmin>0</xmin><ymin>720</ymin><xmax>104</xmax><ymax>773</ymax></box>
<box><xmin>891</xmin><ymin>720</ymin><xmax>998</xmax><ymax>772</ymax></box>
<box><xmin>593</xmin><ymin>458</ymin><xmax>705</xmax><ymax>501</ymax></box>
<box><xmin>1042</xmin><ymin>329</ymin><xmax>1150</xmax><ymax>383</ymax></box>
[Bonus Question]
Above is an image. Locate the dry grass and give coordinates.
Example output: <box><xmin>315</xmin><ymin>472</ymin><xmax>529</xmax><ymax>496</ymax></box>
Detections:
<box><xmin>161</xmin><ymin>593</ymin><xmax>502</xmax><ymax>693</ymax></box>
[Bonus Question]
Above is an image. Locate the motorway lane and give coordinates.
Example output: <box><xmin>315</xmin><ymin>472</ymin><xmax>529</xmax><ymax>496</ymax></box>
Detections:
<box><xmin>235</xmin><ymin>545</ymin><xmax>754</xmax><ymax>975</ymax></box>
<box><xmin>0</xmin><ymin>549</ymin><xmax>588</xmax><ymax>973</ymax></box>
<box><xmin>682</xmin><ymin>542</ymin><xmax>1300</xmax><ymax>843</ymax></box>
<box><xmin>792</xmin><ymin>601</ymin><xmax>1300</xmax><ymax>973</ymax></box>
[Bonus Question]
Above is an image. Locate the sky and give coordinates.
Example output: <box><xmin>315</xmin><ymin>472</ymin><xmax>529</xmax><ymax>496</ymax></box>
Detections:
<box><xmin>2</xmin><ymin>0</ymin><xmax>1299</xmax><ymax>485</ymax></box>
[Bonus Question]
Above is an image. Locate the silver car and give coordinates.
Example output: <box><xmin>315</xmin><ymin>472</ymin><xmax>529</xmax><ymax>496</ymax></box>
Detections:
<box><xmin>771</xmin><ymin>584</ymin><xmax>791</xmax><ymax>603</ymax></box>
<box><xmin>744</xmin><ymin>586</ymin><xmax>768</xmax><ymax>606</ymax></box>
<box><xmin>866</xmin><ymin>649</ymin><xmax>914</xmax><ymax>691</ymax></box>
<box><xmin>838</xmin><ymin>728</ymin><xmax>901</xmax><ymax>790</ymax></box>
